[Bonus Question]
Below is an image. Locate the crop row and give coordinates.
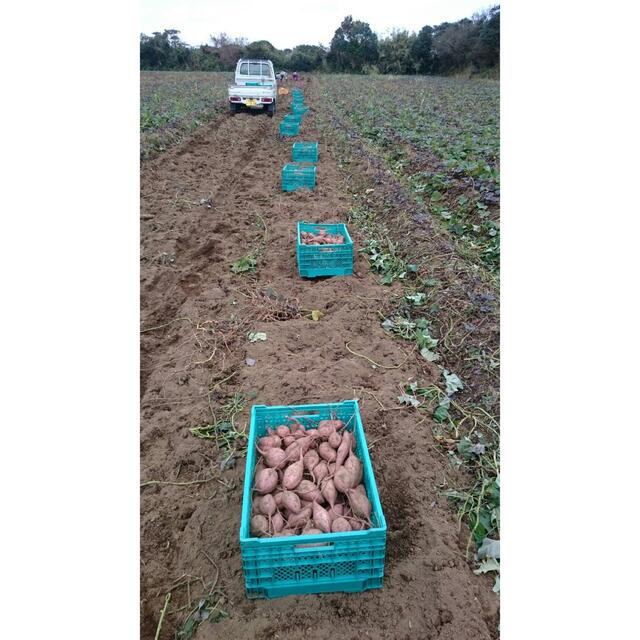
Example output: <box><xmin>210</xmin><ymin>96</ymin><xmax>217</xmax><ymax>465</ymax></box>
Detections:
<box><xmin>140</xmin><ymin>71</ymin><xmax>231</xmax><ymax>159</ymax></box>
<box><xmin>318</xmin><ymin>75</ymin><xmax>500</xmax><ymax>273</ymax></box>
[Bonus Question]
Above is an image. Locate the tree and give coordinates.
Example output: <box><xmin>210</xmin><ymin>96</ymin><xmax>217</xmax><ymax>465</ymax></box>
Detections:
<box><xmin>432</xmin><ymin>19</ymin><xmax>476</xmax><ymax>73</ymax></box>
<box><xmin>473</xmin><ymin>6</ymin><xmax>500</xmax><ymax>68</ymax></box>
<box><xmin>379</xmin><ymin>30</ymin><xmax>417</xmax><ymax>75</ymax></box>
<box><xmin>244</xmin><ymin>40</ymin><xmax>283</xmax><ymax>68</ymax></box>
<box><xmin>288</xmin><ymin>44</ymin><xmax>326</xmax><ymax>72</ymax></box>
<box><xmin>328</xmin><ymin>16</ymin><xmax>379</xmax><ymax>73</ymax></box>
<box><xmin>209</xmin><ymin>32</ymin><xmax>246</xmax><ymax>70</ymax></box>
<box><xmin>411</xmin><ymin>25</ymin><xmax>434</xmax><ymax>74</ymax></box>
<box><xmin>140</xmin><ymin>30</ymin><xmax>192</xmax><ymax>70</ymax></box>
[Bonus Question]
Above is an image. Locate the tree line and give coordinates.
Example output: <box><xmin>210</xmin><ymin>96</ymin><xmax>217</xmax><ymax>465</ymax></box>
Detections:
<box><xmin>140</xmin><ymin>6</ymin><xmax>499</xmax><ymax>76</ymax></box>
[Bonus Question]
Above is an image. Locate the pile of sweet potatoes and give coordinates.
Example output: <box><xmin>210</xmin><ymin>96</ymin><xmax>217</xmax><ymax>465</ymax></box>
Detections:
<box><xmin>300</xmin><ymin>228</ymin><xmax>345</xmax><ymax>245</ymax></box>
<box><xmin>250</xmin><ymin>417</ymin><xmax>372</xmax><ymax>538</ymax></box>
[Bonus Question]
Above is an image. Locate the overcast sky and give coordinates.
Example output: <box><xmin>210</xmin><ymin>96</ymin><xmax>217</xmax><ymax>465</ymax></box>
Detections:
<box><xmin>140</xmin><ymin>0</ymin><xmax>493</xmax><ymax>49</ymax></box>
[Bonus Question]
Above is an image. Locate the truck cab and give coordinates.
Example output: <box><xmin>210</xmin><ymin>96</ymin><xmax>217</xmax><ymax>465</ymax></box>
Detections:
<box><xmin>228</xmin><ymin>59</ymin><xmax>277</xmax><ymax>117</ymax></box>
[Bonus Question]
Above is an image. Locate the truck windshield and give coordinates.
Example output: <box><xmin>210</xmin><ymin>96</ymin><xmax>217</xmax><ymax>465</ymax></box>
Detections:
<box><xmin>240</xmin><ymin>62</ymin><xmax>270</xmax><ymax>76</ymax></box>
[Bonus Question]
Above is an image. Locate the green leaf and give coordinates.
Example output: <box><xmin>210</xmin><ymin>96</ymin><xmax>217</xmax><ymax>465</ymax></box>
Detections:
<box><xmin>431</xmin><ymin>190</ymin><xmax>443</xmax><ymax>202</ymax></box>
<box><xmin>420</xmin><ymin>347</ymin><xmax>439</xmax><ymax>362</ymax></box>
<box><xmin>443</xmin><ymin>369</ymin><xmax>464</xmax><ymax>395</ymax></box>
<box><xmin>477</xmin><ymin>538</ymin><xmax>500</xmax><ymax>560</ymax></box>
<box><xmin>406</xmin><ymin>292</ymin><xmax>426</xmax><ymax>306</ymax></box>
<box><xmin>248</xmin><ymin>331</ymin><xmax>267</xmax><ymax>342</ymax></box>
<box><xmin>398</xmin><ymin>394</ymin><xmax>421</xmax><ymax>408</ymax></box>
<box><xmin>231</xmin><ymin>255</ymin><xmax>256</xmax><ymax>274</ymax></box>
<box><xmin>433</xmin><ymin>405</ymin><xmax>449</xmax><ymax>422</ymax></box>
<box><xmin>473</xmin><ymin>557</ymin><xmax>500</xmax><ymax>575</ymax></box>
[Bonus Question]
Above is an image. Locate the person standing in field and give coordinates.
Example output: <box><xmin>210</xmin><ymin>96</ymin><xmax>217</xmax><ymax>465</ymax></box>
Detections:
<box><xmin>292</xmin><ymin>71</ymin><xmax>299</xmax><ymax>81</ymax></box>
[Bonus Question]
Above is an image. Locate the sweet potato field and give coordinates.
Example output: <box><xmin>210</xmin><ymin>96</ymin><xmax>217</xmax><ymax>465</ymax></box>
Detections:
<box><xmin>140</xmin><ymin>72</ymin><xmax>500</xmax><ymax>640</ymax></box>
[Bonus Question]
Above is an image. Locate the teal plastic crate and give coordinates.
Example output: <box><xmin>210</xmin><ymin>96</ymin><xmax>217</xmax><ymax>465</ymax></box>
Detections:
<box><xmin>279</xmin><ymin>121</ymin><xmax>300</xmax><ymax>137</ymax></box>
<box><xmin>282</xmin><ymin>164</ymin><xmax>316</xmax><ymax>191</ymax></box>
<box><xmin>291</xmin><ymin>104</ymin><xmax>309</xmax><ymax>115</ymax></box>
<box><xmin>292</xmin><ymin>142</ymin><xmax>318</xmax><ymax>163</ymax></box>
<box><xmin>283</xmin><ymin>113</ymin><xmax>302</xmax><ymax>125</ymax></box>
<box><xmin>297</xmin><ymin>222</ymin><xmax>353</xmax><ymax>278</ymax></box>
<box><xmin>240</xmin><ymin>400</ymin><xmax>387</xmax><ymax>599</ymax></box>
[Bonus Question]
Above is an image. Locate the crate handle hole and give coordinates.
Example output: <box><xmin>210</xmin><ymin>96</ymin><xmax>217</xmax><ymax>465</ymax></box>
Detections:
<box><xmin>293</xmin><ymin>542</ymin><xmax>334</xmax><ymax>552</ymax></box>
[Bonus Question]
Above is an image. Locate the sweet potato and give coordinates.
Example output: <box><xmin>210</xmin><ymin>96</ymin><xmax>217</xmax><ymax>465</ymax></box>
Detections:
<box><xmin>314</xmin><ymin>460</ymin><xmax>329</xmax><ymax>484</ymax></box>
<box><xmin>321</xmin><ymin>478</ymin><xmax>337</xmax><ymax>508</ymax></box>
<box><xmin>283</xmin><ymin>435</ymin><xmax>296</xmax><ymax>447</ymax></box>
<box><xmin>335</xmin><ymin>431</ymin><xmax>351</xmax><ymax>467</ymax></box>
<box><xmin>303</xmin><ymin>449</ymin><xmax>320</xmax><ymax>474</ymax></box>
<box><xmin>254</xmin><ymin>468</ymin><xmax>278</xmax><ymax>494</ymax></box>
<box><xmin>318</xmin><ymin>419</ymin><xmax>343</xmax><ymax>432</ymax></box>
<box><xmin>274</xmin><ymin>491</ymin><xmax>284</xmax><ymax>509</ymax></box>
<box><xmin>318</xmin><ymin>442</ymin><xmax>337</xmax><ymax>462</ymax></box>
<box><xmin>295</xmin><ymin>479</ymin><xmax>324</xmax><ymax>503</ymax></box>
<box><xmin>271</xmin><ymin>511</ymin><xmax>285</xmax><ymax>533</ymax></box>
<box><xmin>331</xmin><ymin>517</ymin><xmax>352</xmax><ymax>532</ymax></box>
<box><xmin>275</xmin><ymin>425</ymin><xmax>291</xmax><ymax>438</ymax></box>
<box><xmin>333</xmin><ymin>465</ymin><xmax>356</xmax><ymax>494</ymax></box>
<box><xmin>283</xmin><ymin>452</ymin><xmax>304</xmax><ymax>490</ymax></box>
<box><xmin>260</xmin><ymin>446</ymin><xmax>287</xmax><ymax>468</ymax></box>
<box><xmin>311</xmin><ymin>502</ymin><xmax>332</xmax><ymax>533</ymax></box>
<box><xmin>259</xmin><ymin>494</ymin><xmax>277</xmax><ymax>516</ymax></box>
<box><xmin>347</xmin><ymin>488</ymin><xmax>372</xmax><ymax>520</ymax></box>
<box><xmin>250</xmin><ymin>514</ymin><xmax>269</xmax><ymax>537</ymax></box>
<box><xmin>328</xmin><ymin>431</ymin><xmax>342</xmax><ymax>449</ymax></box>
<box><xmin>258</xmin><ymin>435</ymin><xmax>281</xmax><ymax>449</ymax></box>
<box><xmin>344</xmin><ymin>449</ymin><xmax>363</xmax><ymax>486</ymax></box>
<box><xmin>286</xmin><ymin>506</ymin><xmax>311</xmax><ymax>529</ymax></box>
<box><xmin>281</xmin><ymin>490</ymin><xmax>302</xmax><ymax>514</ymax></box>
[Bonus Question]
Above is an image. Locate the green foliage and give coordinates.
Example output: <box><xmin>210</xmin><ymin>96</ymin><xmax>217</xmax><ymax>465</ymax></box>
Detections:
<box><xmin>288</xmin><ymin>45</ymin><xmax>326</xmax><ymax>72</ymax></box>
<box><xmin>362</xmin><ymin>238</ymin><xmax>411</xmax><ymax>284</ymax></box>
<box><xmin>245</xmin><ymin>40</ymin><xmax>282</xmax><ymax>67</ymax></box>
<box><xmin>140</xmin><ymin>71</ymin><xmax>231</xmax><ymax>159</ymax></box>
<box><xmin>322</xmin><ymin>74</ymin><xmax>500</xmax><ymax>274</ymax></box>
<box><xmin>378</xmin><ymin>30</ymin><xmax>417</xmax><ymax>74</ymax></box>
<box><xmin>328</xmin><ymin>15</ymin><xmax>379</xmax><ymax>72</ymax></box>
<box><xmin>190</xmin><ymin>392</ymin><xmax>248</xmax><ymax>455</ymax></box>
<box><xmin>412</xmin><ymin>25</ymin><xmax>434</xmax><ymax>73</ymax></box>
<box><xmin>230</xmin><ymin>254</ymin><xmax>257</xmax><ymax>274</ymax></box>
<box><xmin>177</xmin><ymin>597</ymin><xmax>229</xmax><ymax>639</ymax></box>
<box><xmin>140</xmin><ymin>6</ymin><xmax>499</xmax><ymax>75</ymax></box>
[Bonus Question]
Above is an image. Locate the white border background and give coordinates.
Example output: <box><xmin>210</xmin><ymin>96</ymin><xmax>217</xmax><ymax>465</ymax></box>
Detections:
<box><xmin>2</xmin><ymin>1</ymin><xmax>639</xmax><ymax>638</ymax></box>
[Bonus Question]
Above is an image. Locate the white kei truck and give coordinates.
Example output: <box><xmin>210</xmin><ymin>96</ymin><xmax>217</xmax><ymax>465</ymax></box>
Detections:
<box><xmin>228</xmin><ymin>59</ymin><xmax>277</xmax><ymax>117</ymax></box>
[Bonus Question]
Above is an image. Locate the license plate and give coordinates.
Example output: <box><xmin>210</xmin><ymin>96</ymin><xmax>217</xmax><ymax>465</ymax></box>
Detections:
<box><xmin>245</xmin><ymin>99</ymin><xmax>257</xmax><ymax>106</ymax></box>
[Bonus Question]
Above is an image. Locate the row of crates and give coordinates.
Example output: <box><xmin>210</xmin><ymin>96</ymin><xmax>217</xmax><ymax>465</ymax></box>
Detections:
<box><xmin>279</xmin><ymin>89</ymin><xmax>309</xmax><ymax>137</ymax></box>
<box><xmin>240</xmin><ymin>88</ymin><xmax>382</xmax><ymax>601</ymax></box>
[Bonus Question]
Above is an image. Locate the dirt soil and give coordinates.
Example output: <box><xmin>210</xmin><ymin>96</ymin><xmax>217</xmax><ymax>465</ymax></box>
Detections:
<box><xmin>140</xmin><ymin>79</ymin><xmax>499</xmax><ymax>639</ymax></box>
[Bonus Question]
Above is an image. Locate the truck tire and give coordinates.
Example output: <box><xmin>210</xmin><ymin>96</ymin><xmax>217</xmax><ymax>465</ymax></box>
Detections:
<box><xmin>229</xmin><ymin>103</ymin><xmax>240</xmax><ymax>115</ymax></box>
<box><xmin>267</xmin><ymin>102</ymin><xmax>276</xmax><ymax>118</ymax></box>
